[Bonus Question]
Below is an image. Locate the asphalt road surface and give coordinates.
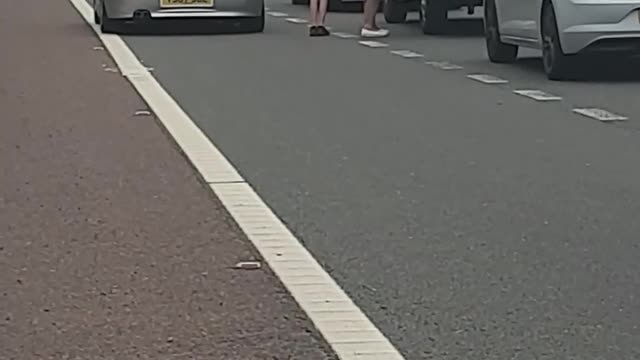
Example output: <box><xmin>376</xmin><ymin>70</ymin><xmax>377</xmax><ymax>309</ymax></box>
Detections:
<box><xmin>116</xmin><ymin>1</ymin><xmax>640</xmax><ymax>359</ymax></box>
<box><xmin>1</xmin><ymin>1</ymin><xmax>338</xmax><ymax>359</ymax></box>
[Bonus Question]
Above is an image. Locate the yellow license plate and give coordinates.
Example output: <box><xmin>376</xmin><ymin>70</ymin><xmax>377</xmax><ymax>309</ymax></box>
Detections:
<box><xmin>160</xmin><ymin>0</ymin><xmax>214</xmax><ymax>8</ymax></box>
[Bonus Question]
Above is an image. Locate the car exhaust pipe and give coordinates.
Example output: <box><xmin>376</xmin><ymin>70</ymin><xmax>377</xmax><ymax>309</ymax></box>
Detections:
<box><xmin>133</xmin><ymin>10</ymin><xmax>151</xmax><ymax>20</ymax></box>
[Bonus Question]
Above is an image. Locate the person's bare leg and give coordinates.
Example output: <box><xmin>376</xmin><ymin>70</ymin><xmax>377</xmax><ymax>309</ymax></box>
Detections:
<box><xmin>318</xmin><ymin>0</ymin><xmax>329</xmax><ymax>25</ymax></box>
<box><xmin>310</xmin><ymin>0</ymin><xmax>319</xmax><ymax>25</ymax></box>
<box><xmin>363</xmin><ymin>0</ymin><xmax>379</xmax><ymax>29</ymax></box>
<box><xmin>361</xmin><ymin>0</ymin><xmax>388</xmax><ymax>37</ymax></box>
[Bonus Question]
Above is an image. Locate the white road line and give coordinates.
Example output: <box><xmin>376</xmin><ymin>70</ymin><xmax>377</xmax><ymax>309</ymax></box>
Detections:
<box><xmin>332</xmin><ymin>32</ymin><xmax>358</xmax><ymax>39</ymax></box>
<box><xmin>467</xmin><ymin>73</ymin><xmax>509</xmax><ymax>84</ymax></box>
<box><xmin>573</xmin><ymin>108</ymin><xmax>628</xmax><ymax>122</ymax></box>
<box><xmin>358</xmin><ymin>40</ymin><xmax>389</xmax><ymax>48</ymax></box>
<box><xmin>424</xmin><ymin>61</ymin><xmax>463</xmax><ymax>70</ymax></box>
<box><xmin>285</xmin><ymin>17</ymin><xmax>308</xmax><ymax>24</ymax></box>
<box><xmin>513</xmin><ymin>89</ymin><xmax>562</xmax><ymax>101</ymax></box>
<box><xmin>390</xmin><ymin>50</ymin><xmax>424</xmax><ymax>58</ymax></box>
<box><xmin>68</xmin><ymin>0</ymin><xmax>406</xmax><ymax>359</ymax></box>
<box><xmin>267</xmin><ymin>11</ymin><xmax>288</xmax><ymax>17</ymax></box>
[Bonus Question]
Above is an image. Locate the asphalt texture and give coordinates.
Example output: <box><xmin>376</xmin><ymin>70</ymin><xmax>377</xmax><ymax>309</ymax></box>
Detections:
<box><xmin>81</xmin><ymin>1</ymin><xmax>640</xmax><ymax>359</ymax></box>
<box><xmin>119</xmin><ymin>1</ymin><xmax>640</xmax><ymax>359</ymax></box>
<box><xmin>0</xmin><ymin>1</ymin><xmax>337</xmax><ymax>359</ymax></box>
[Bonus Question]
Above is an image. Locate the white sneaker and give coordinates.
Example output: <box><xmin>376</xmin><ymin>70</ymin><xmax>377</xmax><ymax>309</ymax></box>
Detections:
<box><xmin>360</xmin><ymin>27</ymin><xmax>389</xmax><ymax>38</ymax></box>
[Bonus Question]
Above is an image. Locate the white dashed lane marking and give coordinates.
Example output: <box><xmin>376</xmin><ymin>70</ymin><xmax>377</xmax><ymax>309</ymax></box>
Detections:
<box><xmin>425</xmin><ymin>61</ymin><xmax>463</xmax><ymax>70</ymax></box>
<box><xmin>573</xmin><ymin>108</ymin><xmax>628</xmax><ymax>122</ymax></box>
<box><xmin>514</xmin><ymin>90</ymin><xmax>562</xmax><ymax>101</ymax></box>
<box><xmin>69</xmin><ymin>0</ymin><xmax>407</xmax><ymax>359</ymax></box>
<box><xmin>359</xmin><ymin>40</ymin><xmax>389</xmax><ymax>48</ymax></box>
<box><xmin>332</xmin><ymin>32</ymin><xmax>359</xmax><ymax>39</ymax></box>
<box><xmin>267</xmin><ymin>11</ymin><xmax>288</xmax><ymax>17</ymax></box>
<box><xmin>467</xmin><ymin>74</ymin><xmax>509</xmax><ymax>84</ymax></box>
<box><xmin>390</xmin><ymin>50</ymin><xmax>424</xmax><ymax>58</ymax></box>
<box><xmin>285</xmin><ymin>17</ymin><xmax>308</xmax><ymax>24</ymax></box>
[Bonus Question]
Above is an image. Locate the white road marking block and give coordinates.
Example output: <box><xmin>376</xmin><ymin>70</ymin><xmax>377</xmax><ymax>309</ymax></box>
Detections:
<box><xmin>390</xmin><ymin>50</ymin><xmax>424</xmax><ymax>58</ymax></box>
<box><xmin>332</xmin><ymin>32</ymin><xmax>358</xmax><ymax>39</ymax></box>
<box><xmin>573</xmin><ymin>108</ymin><xmax>628</xmax><ymax>122</ymax></box>
<box><xmin>68</xmin><ymin>0</ymin><xmax>406</xmax><ymax>358</ymax></box>
<box><xmin>358</xmin><ymin>40</ymin><xmax>389</xmax><ymax>48</ymax></box>
<box><xmin>267</xmin><ymin>11</ymin><xmax>288</xmax><ymax>17</ymax></box>
<box><xmin>285</xmin><ymin>17</ymin><xmax>308</xmax><ymax>24</ymax></box>
<box><xmin>425</xmin><ymin>61</ymin><xmax>463</xmax><ymax>70</ymax></box>
<box><xmin>514</xmin><ymin>89</ymin><xmax>562</xmax><ymax>101</ymax></box>
<box><xmin>467</xmin><ymin>73</ymin><xmax>508</xmax><ymax>84</ymax></box>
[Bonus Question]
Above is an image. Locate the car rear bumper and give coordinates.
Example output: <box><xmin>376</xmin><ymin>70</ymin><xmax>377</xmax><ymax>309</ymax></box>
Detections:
<box><xmin>386</xmin><ymin>0</ymin><xmax>483</xmax><ymax>8</ymax></box>
<box><xmin>557</xmin><ymin>0</ymin><xmax>640</xmax><ymax>54</ymax></box>
<box><xmin>105</xmin><ymin>0</ymin><xmax>263</xmax><ymax>19</ymax></box>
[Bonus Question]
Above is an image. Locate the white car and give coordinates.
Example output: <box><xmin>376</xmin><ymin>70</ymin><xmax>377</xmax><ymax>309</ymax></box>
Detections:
<box><xmin>93</xmin><ymin>0</ymin><xmax>264</xmax><ymax>34</ymax></box>
<box><xmin>484</xmin><ymin>0</ymin><xmax>640</xmax><ymax>80</ymax></box>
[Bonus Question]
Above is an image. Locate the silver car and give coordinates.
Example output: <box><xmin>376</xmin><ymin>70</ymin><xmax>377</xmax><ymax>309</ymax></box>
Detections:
<box><xmin>484</xmin><ymin>0</ymin><xmax>640</xmax><ymax>80</ymax></box>
<box><xmin>93</xmin><ymin>0</ymin><xmax>264</xmax><ymax>34</ymax></box>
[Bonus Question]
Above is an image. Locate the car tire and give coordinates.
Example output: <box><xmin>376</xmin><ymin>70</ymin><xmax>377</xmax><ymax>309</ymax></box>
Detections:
<box><xmin>484</xmin><ymin>0</ymin><xmax>517</xmax><ymax>62</ymax></box>
<box><xmin>541</xmin><ymin>1</ymin><xmax>574</xmax><ymax>80</ymax></box>
<box><xmin>418</xmin><ymin>0</ymin><xmax>447</xmax><ymax>34</ymax></box>
<box><xmin>383</xmin><ymin>0</ymin><xmax>407</xmax><ymax>23</ymax></box>
<box><xmin>243</xmin><ymin>5</ymin><xmax>265</xmax><ymax>32</ymax></box>
<box><xmin>94</xmin><ymin>9</ymin><xmax>101</xmax><ymax>25</ymax></box>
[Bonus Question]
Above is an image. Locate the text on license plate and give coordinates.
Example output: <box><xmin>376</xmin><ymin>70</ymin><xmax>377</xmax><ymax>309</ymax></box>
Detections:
<box><xmin>160</xmin><ymin>0</ymin><xmax>214</xmax><ymax>7</ymax></box>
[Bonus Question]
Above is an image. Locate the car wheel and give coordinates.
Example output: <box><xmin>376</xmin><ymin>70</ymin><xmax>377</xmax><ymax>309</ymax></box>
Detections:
<box><xmin>383</xmin><ymin>0</ymin><xmax>407</xmax><ymax>23</ymax></box>
<box><xmin>484</xmin><ymin>0</ymin><xmax>517</xmax><ymax>62</ymax></box>
<box><xmin>541</xmin><ymin>1</ymin><xmax>573</xmax><ymax>80</ymax></box>
<box><xmin>419</xmin><ymin>0</ymin><xmax>447</xmax><ymax>34</ymax></box>
<box><xmin>100</xmin><ymin>2</ymin><xmax>119</xmax><ymax>34</ymax></box>
<box><xmin>243</xmin><ymin>5</ymin><xmax>265</xmax><ymax>32</ymax></box>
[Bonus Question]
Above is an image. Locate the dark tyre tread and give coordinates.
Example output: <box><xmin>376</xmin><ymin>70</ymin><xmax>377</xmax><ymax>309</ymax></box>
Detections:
<box><xmin>383</xmin><ymin>0</ymin><xmax>408</xmax><ymax>23</ymax></box>
<box><xmin>484</xmin><ymin>0</ymin><xmax>518</xmax><ymax>62</ymax></box>
<box><xmin>419</xmin><ymin>0</ymin><xmax>448</xmax><ymax>34</ymax></box>
<box><xmin>242</xmin><ymin>6</ymin><xmax>265</xmax><ymax>33</ymax></box>
<box><xmin>541</xmin><ymin>1</ymin><xmax>575</xmax><ymax>80</ymax></box>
